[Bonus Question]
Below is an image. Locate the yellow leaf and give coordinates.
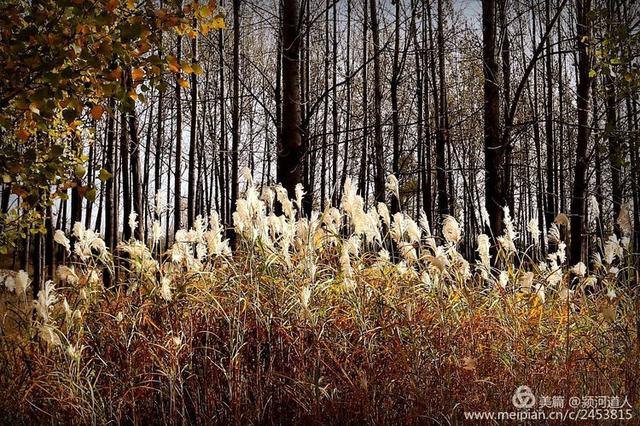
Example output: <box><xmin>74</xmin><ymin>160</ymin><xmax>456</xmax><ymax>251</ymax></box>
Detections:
<box><xmin>127</xmin><ymin>0</ymin><xmax>135</xmax><ymax>9</ymax></box>
<box><xmin>128</xmin><ymin>90</ymin><xmax>138</xmax><ymax>101</ymax></box>
<box><xmin>90</xmin><ymin>105</ymin><xmax>105</xmax><ymax>120</ymax></box>
<box><xmin>167</xmin><ymin>57</ymin><xmax>180</xmax><ymax>73</ymax></box>
<box><xmin>178</xmin><ymin>78</ymin><xmax>190</xmax><ymax>88</ymax></box>
<box><xmin>182</xmin><ymin>63</ymin><xmax>193</xmax><ymax>74</ymax></box>
<box><xmin>199</xmin><ymin>5</ymin><xmax>211</xmax><ymax>18</ymax></box>
<box><xmin>200</xmin><ymin>22</ymin><xmax>210</xmax><ymax>35</ymax></box>
<box><xmin>192</xmin><ymin>63</ymin><xmax>203</xmax><ymax>75</ymax></box>
<box><xmin>132</xmin><ymin>67</ymin><xmax>145</xmax><ymax>81</ymax></box>
<box><xmin>211</xmin><ymin>14</ymin><xmax>225</xmax><ymax>30</ymax></box>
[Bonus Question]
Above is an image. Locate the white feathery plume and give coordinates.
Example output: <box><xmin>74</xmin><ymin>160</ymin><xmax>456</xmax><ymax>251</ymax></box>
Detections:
<box><xmin>476</xmin><ymin>234</ymin><xmax>491</xmax><ymax>269</ymax></box>
<box><xmin>54</xmin><ymin>230</ymin><xmax>71</xmax><ymax>252</ymax></box>
<box><xmin>571</xmin><ymin>262</ymin><xmax>587</xmax><ymax>277</ymax></box>
<box><xmin>160</xmin><ymin>277</ymin><xmax>172</xmax><ymax>302</ymax></box>
<box><xmin>155</xmin><ymin>192</ymin><xmax>166</xmax><ymax>216</ymax></box>
<box><xmin>128</xmin><ymin>212</ymin><xmax>138</xmax><ymax>238</ymax></box>
<box><xmin>498</xmin><ymin>270</ymin><xmax>508</xmax><ymax>289</ymax></box>
<box><xmin>480</xmin><ymin>206</ymin><xmax>490</xmax><ymax>229</ymax></box>
<box><xmin>527</xmin><ymin>218</ymin><xmax>540</xmax><ymax>243</ymax></box>
<box><xmin>419</xmin><ymin>210</ymin><xmax>436</xmax><ymax>248</ymax></box>
<box><xmin>377</xmin><ymin>202</ymin><xmax>390</xmax><ymax>228</ymax></box>
<box><xmin>15</xmin><ymin>270</ymin><xmax>30</xmax><ymax>296</ymax></box>
<box><xmin>386</xmin><ymin>174</ymin><xmax>400</xmax><ymax>202</ymax></box>
<box><xmin>295</xmin><ymin>183</ymin><xmax>305</xmax><ymax>211</ymax></box>
<box><xmin>442</xmin><ymin>215</ymin><xmax>461</xmax><ymax>244</ymax></box>
<box><xmin>497</xmin><ymin>206</ymin><xmax>517</xmax><ymax>253</ymax></box>
<box><xmin>4</xmin><ymin>275</ymin><xmax>15</xmax><ymax>292</ymax></box>
<box><xmin>152</xmin><ymin>221</ymin><xmax>163</xmax><ymax>244</ymax></box>
<box><xmin>405</xmin><ymin>217</ymin><xmax>421</xmax><ymax>244</ymax></box>
<box><xmin>241</xmin><ymin>166</ymin><xmax>253</xmax><ymax>187</ymax></box>
<box><xmin>33</xmin><ymin>280</ymin><xmax>58</xmax><ymax>322</ymax></box>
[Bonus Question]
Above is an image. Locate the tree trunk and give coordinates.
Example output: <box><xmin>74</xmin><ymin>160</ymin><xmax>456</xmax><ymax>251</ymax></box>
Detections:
<box><xmin>482</xmin><ymin>0</ymin><xmax>504</xmax><ymax>239</ymax></box>
<box><xmin>544</xmin><ymin>0</ymin><xmax>557</xmax><ymax>230</ymax></box>
<box><xmin>358</xmin><ymin>0</ymin><xmax>369</xmax><ymax>197</ymax></box>
<box><xmin>277</xmin><ymin>0</ymin><xmax>303</xmax><ymax>199</ymax></box>
<box><xmin>390</xmin><ymin>0</ymin><xmax>401</xmax><ymax>214</ymax></box>
<box><xmin>120</xmin><ymin>108</ymin><xmax>131</xmax><ymax>241</ymax></box>
<box><xmin>187</xmin><ymin>26</ymin><xmax>198</xmax><ymax>229</ymax></box>
<box><xmin>231</xmin><ymin>0</ymin><xmax>240</xmax><ymax>242</ymax></box>
<box><xmin>127</xmin><ymin>71</ymin><xmax>143</xmax><ymax>241</ymax></box>
<box><xmin>370</xmin><ymin>0</ymin><xmax>385</xmax><ymax>203</ymax></box>
<box><xmin>174</xmin><ymin>34</ymin><xmax>183</xmax><ymax>235</ymax></box>
<box><xmin>104</xmin><ymin>98</ymin><xmax>116</xmax><ymax>252</ymax></box>
<box><xmin>218</xmin><ymin>27</ymin><xmax>227</xmax><ymax>225</ymax></box>
<box><xmin>569</xmin><ymin>0</ymin><xmax>593</xmax><ymax>263</ymax></box>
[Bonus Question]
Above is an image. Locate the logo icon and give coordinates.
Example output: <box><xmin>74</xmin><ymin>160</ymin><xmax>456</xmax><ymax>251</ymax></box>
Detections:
<box><xmin>512</xmin><ymin>385</ymin><xmax>536</xmax><ymax>409</ymax></box>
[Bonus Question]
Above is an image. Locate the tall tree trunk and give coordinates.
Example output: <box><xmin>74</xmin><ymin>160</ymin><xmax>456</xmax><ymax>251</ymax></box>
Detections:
<box><xmin>301</xmin><ymin>0</ymin><xmax>312</xmax><ymax>216</ymax></box>
<box><xmin>70</xmin><ymin>134</ymin><xmax>83</xmax><ymax>228</ymax></box>
<box><xmin>187</xmin><ymin>25</ymin><xmax>198</xmax><ymax>229</ymax></box>
<box><xmin>142</xmin><ymin>101</ymin><xmax>153</xmax><ymax>241</ymax></box>
<box><xmin>569</xmin><ymin>0</ymin><xmax>593</xmax><ymax>263</ymax></box>
<box><xmin>426</xmin><ymin>0</ymin><xmax>445</xmax><ymax>219</ymax></box>
<box><xmin>45</xmin><ymin>204</ymin><xmax>54</xmax><ymax>280</ymax></box>
<box><xmin>120</xmin><ymin>109</ymin><xmax>131</xmax><ymax>241</ymax></box>
<box><xmin>369</xmin><ymin>0</ymin><xmax>385</xmax><ymax>203</ymax></box>
<box><xmin>482</xmin><ymin>0</ymin><xmax>504</xmax><ymax>239</ymax></box>
<box><xmin>606</xmin><ymin>0</ymin><xmax>622</xmax><ymax>237</ymax></box>
<box><xmin>390</xmin><ymin>0</ymin><xmax>401</xmax><ymax>214</ymax></box>
<box><xmin>412</xmin><ymin>0</ymin><xmax>424</xmax><ymax>215</ymax></box>
<box><xmin>358</xmin><ymin>0</ymin><xmax>369</xmax><ymax>197</ymax></box>
<box><xmin>422</xmin><ymin>0</ymin><xmax>433</xmax><ymax>225</ymax></box>
<box><xmin>339</xmin><ymin>0</ymin><xmax>352</xmax><ymax>201</ymax></box>
<box><xmin>544</xmin><ymin>0</ymin><xmax>557</xmax><ymax>230</ymax></box>
<box><xmin>104</xmin><ymin>96</ymin><xmax>116</xmax><ymax>253</ymax></box>
<box><xmin>231</xmin><ymin>0</ymin><xmax>240</xmax><ymax>242</ymax></box>
<box><xmin>174</xmin><ymin>34</ymin><xmax>183</xmax><ymax>235</ymax></box>
<box><xmin>277</xmin><ymin>0</ymin><xmax>303</xmax><ymax>198</ymax></box>
<box><xmin>320</xmin><ymin>0</ymin><xmax>329</xmax><ymax>210</ymax></box>
<box><xmin>331</xmin><ymin>0</ymin><xmax>339</xmax><ymax>206</ymax></box>
<box><xmin>84</xmin><ymin>127</ymin><xmax>95</xmax><ymax>230</ymax></box>
<box><xmin>32</xmin><ymin>206</ymin><xmax>42</xmax><ymax>299</ymax></box>
<box><xmin>127</xmin><ymin>71</ymin><xmax>143</xmax><ymax>241</ymax></box>
<box><xmin>501</xmin><ymin>0</ymin><xmax>513</xmax><ymax>213</ymax></box>
<box><xmin>155</xmin><ymin>89</ymin><xmax>163</xmax><ymax>221</ymax></box>
<box><xmin>218</xmin><ymin>27</ymin><xmax>227</xmax><ymax>225</ymax></box>
<box><xmin>436</xmin><ymin>0</ymin><xmax>451</xmax><ymax>218</ymax></box>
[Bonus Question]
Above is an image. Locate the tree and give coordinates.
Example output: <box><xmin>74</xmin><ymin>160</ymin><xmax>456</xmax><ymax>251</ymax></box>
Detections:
<box><xmin>174</xmin><ymin>34</ymin><xmax>183</xmax><ymax>235</ymax></box>
<box><xmin>482</xmin><ymin>0</ymin><xmax>503</xmax><ymax>239</ymax></box>
<box><xmin>569</xmin><ymin>0</ymin><xmax>593</xmax><ymax>263</ymax></box>
<box><xmin>277</xmin><ymin>0</ymin><xmax>303</xmax><ymax>199</ymax></box>
<box><xmin>230</xmin><ymin>0</ymin><xmax>241</xmax><ymax>236</ymax></box>
<box><xmin>187</xmin><ymin>21</ymin><xmax>198</xmax><ymax>229</ymax></box>
<box><xmin>0</xmin><ymin>0</ymin><xmax>186</xmax><ymax>252</ymax></box>
<box><xmin>370</xmin><ymin>0</ymin><xmax>384</xmax><ymax>204</ymax></box>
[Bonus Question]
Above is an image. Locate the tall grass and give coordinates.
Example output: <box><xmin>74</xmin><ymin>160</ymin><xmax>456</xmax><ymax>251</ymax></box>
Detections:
<box><xmin>1</xmin><ymin>174</ymin><xmax>638</xmax><ymax>423</ymax></box>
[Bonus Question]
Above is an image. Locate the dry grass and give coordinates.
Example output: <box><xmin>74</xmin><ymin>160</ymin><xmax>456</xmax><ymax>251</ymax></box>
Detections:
<box><xmin>0</xmin><ymin>181</ymin><xmax>638</xmax><ymax>424</ymax></box>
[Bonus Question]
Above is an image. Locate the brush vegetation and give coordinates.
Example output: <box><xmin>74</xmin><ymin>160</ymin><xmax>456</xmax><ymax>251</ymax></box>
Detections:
<box><xmin>1</xmin><ymin>175</ymin><xmax>638</xmax><ymax>423</ymax></box>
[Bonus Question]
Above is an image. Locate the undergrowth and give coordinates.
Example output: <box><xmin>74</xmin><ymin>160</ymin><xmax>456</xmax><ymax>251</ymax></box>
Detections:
<box><xmin>1</xmin><ymin>174</ymin><xmax>638</xmax><ymax>424</ymax></box>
